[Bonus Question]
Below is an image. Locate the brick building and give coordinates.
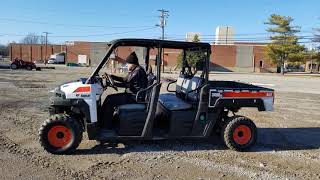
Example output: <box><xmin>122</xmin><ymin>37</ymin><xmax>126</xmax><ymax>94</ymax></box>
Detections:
<box><xmin>155</xmin><ymin>43</ymin><xmax>276</xmax><ymax>72</ymax></box>
<box><xmin>210</xmin><ymin>43</ymin><xmax>276</xmax><ymax>72</ymax></box>
<box><xmin>10</xmin><ymin>41</ymin><xmax>276</xmax><ymax>72</ymax></box>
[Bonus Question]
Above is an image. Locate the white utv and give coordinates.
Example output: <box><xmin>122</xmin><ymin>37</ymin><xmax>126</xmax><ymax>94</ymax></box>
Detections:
<box><xmin>39</xmin><ymin>39</ymin><xmax>274</xmax><ymax>154</ymax></box>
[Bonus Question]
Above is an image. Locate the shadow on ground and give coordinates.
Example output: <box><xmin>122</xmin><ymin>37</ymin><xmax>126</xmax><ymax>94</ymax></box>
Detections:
<box><xmin>254</xmin><ymin>127</ymin><xmax>320</xmax><ymax>151</ymax></box>
<box><xmin>74</xmin><ymin>127</ymin><xmax>320</xmax><ymax>155</ymax></box>
<box><xmin>210</xmin><ymin>63</ymin><xmax>233</xmax><ymax>72</ymax></box>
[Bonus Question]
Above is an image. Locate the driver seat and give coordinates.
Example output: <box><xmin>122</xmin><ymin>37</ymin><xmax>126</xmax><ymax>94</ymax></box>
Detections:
<box><xmin>115</xmin><ymin>83</ymin><xmax>161</xmax><ymax>136</ymax></box>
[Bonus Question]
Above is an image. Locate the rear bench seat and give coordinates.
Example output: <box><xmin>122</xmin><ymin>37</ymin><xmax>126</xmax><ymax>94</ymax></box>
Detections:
<box><xmin>158</xmin><ymin>75</ymin><xmax>203</xmax><ymax>111</ymax></box>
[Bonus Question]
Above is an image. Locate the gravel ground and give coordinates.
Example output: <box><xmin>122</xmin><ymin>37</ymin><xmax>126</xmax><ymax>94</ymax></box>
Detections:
<box><xmin>0</xmin><ymin>66</ymin><xmax>319</xmax><ymax>180</ymax></box>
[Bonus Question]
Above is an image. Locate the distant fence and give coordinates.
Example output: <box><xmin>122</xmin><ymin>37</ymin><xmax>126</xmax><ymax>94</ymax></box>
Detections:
<box><xmin>10</xmin><ymin>44</ymin><xmax>66</xmax><ymax>62</ymax></box>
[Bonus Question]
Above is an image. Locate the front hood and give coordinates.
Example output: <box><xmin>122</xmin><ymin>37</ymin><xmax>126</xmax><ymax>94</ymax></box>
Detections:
<box><xmin>50</xmin><ymin>79</ymin><xmax>84</xmax><ymax>96</ymax></box>
<box><xmin>60</xmin><ymin>81</ymin><xmax>85</xmax><ymax>94</ymax></box>
<box><xmin>51</xmin><ymin>77</ymin><xmax>103</xmax><ymax>100</ymax></box>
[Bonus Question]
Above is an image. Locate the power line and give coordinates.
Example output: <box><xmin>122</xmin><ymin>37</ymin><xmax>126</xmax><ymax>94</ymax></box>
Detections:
<box><xmin>0</xmin><ymin>17</ymin><xmax>155</xmax><ymax>29</ymax></box>
<box><xmin>166</xmin><ymin>32</ymin><xmax>314</xmax><ymax>38</ymax></box>
<box><xmin>52</xmin><ymin>27</ymin><xmax>158</xmax><ymax>37</ymax></box>
<box><xmin>2</xmin><ymin>32</ymin><xmax>316</xmax><ymax>42</ymax></box>
<box><xmin>2</xmin><ymin>31</ymin><xmax>318</xmax><ymax>45</ymax></box>
<box><xmin>0</xmin><ymin>27</ymin><xmax>158</xmax><ymax>38</ymax></box>
<box><xmin>2</xmin><ymin>6</ymin><xmax>159</xmax><ymax>20</ymax></box>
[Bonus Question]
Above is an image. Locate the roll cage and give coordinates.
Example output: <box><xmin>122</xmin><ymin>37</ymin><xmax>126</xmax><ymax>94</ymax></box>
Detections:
<box><xmin>86</xmin><ymin>38</ymin><xmax>211</xmax><ymax>84</ymax></box>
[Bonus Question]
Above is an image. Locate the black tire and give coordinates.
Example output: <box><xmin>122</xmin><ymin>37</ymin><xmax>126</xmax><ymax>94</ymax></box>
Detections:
<box><xmin>221</xmin><ymin>116</ymin><xmax>257</xmax><ymax>151</ymax></box>
<box><xmin>39</xmin><ymin>114</ymin><xmax>83</xmax><ymax>154</ymax></box>
<box><xmin>26</xmin><ymin>65</ymin><xmax>32</xmax><ymax>70</ymax></box>
<box><xmin>10</xmin><ymin>63</ymin><xmax>18</xmax><ymax>70</ymax></box>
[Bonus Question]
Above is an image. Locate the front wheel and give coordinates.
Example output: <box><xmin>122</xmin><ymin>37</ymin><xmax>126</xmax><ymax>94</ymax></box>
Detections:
<box><xmin>221</xmin><ymin>116</ymin><xmax>257</xmax><ymax>151</ymax></box>
<box><xmin>39</xmin><ymin>114</ymin><xmax>83</xmax><ymax>154</ymax></box>
<box><xmin>26</xmin><ymin>65</ymin><xmax>32</xmax><ymax>70</ymax></box>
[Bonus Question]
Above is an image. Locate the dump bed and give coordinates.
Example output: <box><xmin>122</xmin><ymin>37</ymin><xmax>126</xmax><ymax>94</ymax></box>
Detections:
<box><xmin>208</xmin><ymin>80</ymin><xmax>274</xmax><ymax>111</ymax></box>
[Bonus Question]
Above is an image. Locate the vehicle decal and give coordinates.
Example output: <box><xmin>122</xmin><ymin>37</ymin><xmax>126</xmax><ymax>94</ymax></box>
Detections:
<box><xmin>208</xmin><ymin>89</ymin><xmax>274</xmax><ymax>111</ymax></box>
<box><xmin>222</xmin><ymin>91</ymin><xmax>273</xmax><ymax>98</ymax></box>
<box><xmin>73</xmin><ymin>86</ymin><xmax>91</xmax><ymax>93</ymax></box>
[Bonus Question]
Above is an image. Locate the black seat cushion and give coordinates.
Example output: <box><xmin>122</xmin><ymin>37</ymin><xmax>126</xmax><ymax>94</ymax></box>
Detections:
<box><xmin>159</xmin><ymin>93</ymin><xmax>192</xmax><ymax>111</ymax></box>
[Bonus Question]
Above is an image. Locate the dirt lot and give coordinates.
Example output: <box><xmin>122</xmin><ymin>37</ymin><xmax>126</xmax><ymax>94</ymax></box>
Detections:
<box><xmin>0</xmin><ymin>66</ymin><xmax>319</xmax><ymax>180</ymax></box>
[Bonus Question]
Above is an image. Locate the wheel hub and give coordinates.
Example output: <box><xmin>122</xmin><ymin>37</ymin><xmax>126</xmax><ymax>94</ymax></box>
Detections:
<box><xmin>233</xmin><ymin>125</ymin><xmax>252</xmax><ymax>145</ymax></box>
<box><xmin>237</xmin><ymin>131</ymin><xmax>244</xmax><ymax>137</ymax></box>
<box><xmin>56</xmin><ymin>132</ymin><xmax>65</xmax><ymax>139</ymax></box>
<box><xmin>48</xmin><ymin>125</ymin><xmax>72</xmax><ymax>148</ymax></box>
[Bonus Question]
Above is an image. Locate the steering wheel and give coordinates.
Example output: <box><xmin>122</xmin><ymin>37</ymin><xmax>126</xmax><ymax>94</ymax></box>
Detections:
<box><xmin>102</xmin><ymin>73</ymin><xmax>118</xmax><ymax>91</ymax></box>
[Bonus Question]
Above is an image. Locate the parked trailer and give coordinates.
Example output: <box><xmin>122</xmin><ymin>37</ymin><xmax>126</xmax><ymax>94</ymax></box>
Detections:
<box><xmin>48</xmin><ymin>53</ymin><xmax>65</xmax><ymax>64</ymax></box>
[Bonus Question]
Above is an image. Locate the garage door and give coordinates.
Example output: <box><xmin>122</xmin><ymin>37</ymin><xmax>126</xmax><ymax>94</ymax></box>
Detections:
<box><xmin>78</xmin><ymin>55</ymin><xmax>87</xmax><ymax>64</ymax></box>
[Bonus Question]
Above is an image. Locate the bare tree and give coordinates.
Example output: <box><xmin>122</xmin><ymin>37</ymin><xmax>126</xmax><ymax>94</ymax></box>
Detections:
<box><xmin>0</xmin><ymin>44</ymin><xmax>9</xmax><ymax>56</ymax></box>
<box><xmin>314</xmin><ymin>28</ymin><xmax>320</xmax><ymax>49</ymax></box>
<box><xmin>40</xmin><ymin>35</ymin><xmax>46</xmax><ymax>44</ymax></box>
<box><xmin>312</xmin><ymin>28</ymin><xmax>320</xmax><ymax>71</ymax></box>
<box><xmin>20</xmin><ymin>33</ymin><xmax>43</xmax><ymax>44</ymax></box>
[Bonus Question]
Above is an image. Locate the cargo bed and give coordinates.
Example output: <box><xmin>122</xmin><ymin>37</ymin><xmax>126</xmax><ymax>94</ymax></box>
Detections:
<box><xmin>209</xmin><ymin>80</ymin><xmax>273</xmax><ymax>91</ymax></box>
<box><xmin>208</xmin><ymin>81</ymin><xmax>274</xmax><ymax>111</ymax></box>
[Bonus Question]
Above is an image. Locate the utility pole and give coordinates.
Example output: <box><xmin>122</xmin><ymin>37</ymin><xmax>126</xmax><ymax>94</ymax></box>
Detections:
<box><xmin>157</xmin><ymin>9</ymin><xmax>169</xmax><ymax>72</ymax></box>
<box><xmin>226</xmin><ymin>26</ymin><xmax>229</xmax><ymax>45</ymax></box>
<box><xmin>310</xmin><ymin>43</ymin><xmax>315</xmax><ymax>73</ymax></box>
<box><xmin>43</xmin><ymin>32</ymin><xmax>51</xmax><ymax>65</ymax></box>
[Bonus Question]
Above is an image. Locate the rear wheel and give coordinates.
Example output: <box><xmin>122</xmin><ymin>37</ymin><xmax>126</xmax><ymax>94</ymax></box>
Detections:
<box><xmin>39</xmin><ymin>114</ymin><xmax>83</xmax><ymax>154</ymax></box>
<box><xmin>10</xmin><ymin>63</ymin><xmax>18</xmax><ymax>69</ymax></box>
<box><xmin>221</xmin><ymin>116</ymin><xmax>257</xmax><ymax>151</ymax></box>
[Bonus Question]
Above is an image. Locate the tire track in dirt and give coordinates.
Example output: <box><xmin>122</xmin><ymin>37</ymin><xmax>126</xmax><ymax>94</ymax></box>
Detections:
<box><xmin>0</xmin><ymin>132</ymin><xmax>79</xmax><ymax>179</ymax></box>
<box><xmin>0</xmin><ymin>96</ymin><xmax>86</xmax><ymax>179</ymax></box>
<box><xmin>131</xmin><ymin>150</ymin><xmax>289</xmax><ymax>179</ymax></box>
<box><xmin>0</xmin><ymin>98</ymin><xmax>48</xmax><ymax>137</ymax></box>
<box><xmin>0</xmin><ymin>97</ymin><xmax>137</xmax><ymax>179</ymax></box>
<box><xmin>0</xmin><ymin>131</ymin><xmax>128</xmax><ymax>179</ymax></box>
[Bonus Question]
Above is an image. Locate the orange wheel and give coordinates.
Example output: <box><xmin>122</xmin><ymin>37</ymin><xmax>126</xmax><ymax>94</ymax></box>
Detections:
<box><xmin>222</xmin><ymin>116</ymin><xmax>257</xmax><ymax>151</ymax></box>
<box><xmin>47</xmin><ymin>125</ymin><xmax>72</xmax><ymax>148</ymax></box>
<box><xmin>233</xmin><ymin>125</ymin><xmax>252</xmax><ymax>145</ymax></box>
<box><xmin>39</xmin><ymin>114</ymin><xmax>83</xmax><ymax>154</ymax></box>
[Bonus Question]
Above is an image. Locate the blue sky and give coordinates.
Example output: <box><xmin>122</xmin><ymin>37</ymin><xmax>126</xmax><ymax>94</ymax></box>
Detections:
<box><xmin>0</xmin><ymin>0</ymin><xmax>319</xmax><ymax>45</ymax></box>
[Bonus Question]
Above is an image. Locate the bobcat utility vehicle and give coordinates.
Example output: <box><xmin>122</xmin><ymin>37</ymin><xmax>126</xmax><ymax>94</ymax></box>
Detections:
<box><xmin>39</xmin><ymin>39</ymin><xmax>274</xmax><ymax>154</ymax></box>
